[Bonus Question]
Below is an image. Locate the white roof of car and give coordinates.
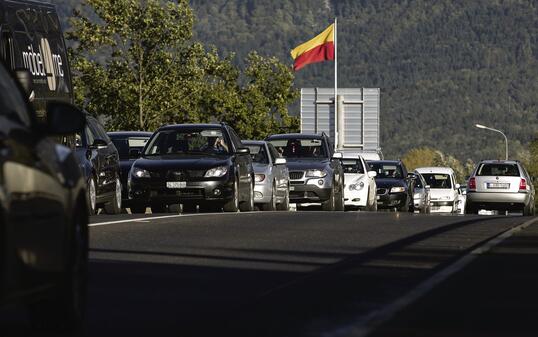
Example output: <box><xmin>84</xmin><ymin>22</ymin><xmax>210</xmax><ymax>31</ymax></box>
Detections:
<box><xmin>415</xmin><ymin>167</ymin><xmax>455</xmax><ymax>175</ymax></box>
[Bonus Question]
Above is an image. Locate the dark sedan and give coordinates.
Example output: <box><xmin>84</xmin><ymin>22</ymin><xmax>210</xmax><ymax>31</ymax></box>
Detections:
<box><xmin>108</xmin><ymin>131</ymin><xmax>152</xmax><ymax>208</ymax></box>
<box><xmin>1</xmin><ymin>66</ymin><xmax>88</xmax><ymax>331</ymax></box>
<box><xmin>128</xmin><ymin>123</ymin><xmax>254</xmax><ymax>213</ymax></box>
<box><xmin>367</xmin><ymin>160</ymin><xmax>415</xmax><ymax>212</ymax></box>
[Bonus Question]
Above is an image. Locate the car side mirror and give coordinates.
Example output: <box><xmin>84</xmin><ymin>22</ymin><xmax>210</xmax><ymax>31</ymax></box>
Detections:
<box><xmin>425</xmin><ymin>185</ymin><xmax>431</xmax><ymax>190</ymax></box>
<box><xmin>367</xmin><ymin>171</ymin><xmax>377</xmax><ymax>178</ymax></box>
<box><xmin>43</xmin><ymin>101</ymin><xmax>85</xmax><ymax>135</ymax></box>
<box><xmin>90</xmin><ymin>138</ymin><xmax>108</xmax><ymax>149</ymax></box>
<box><xmin>332</xmin><ymin>152</ymin><xmax>343</xmax><ymax>159</ymax></box>
<box><xmin>129</xmin><ymin>148</ymin><xmax>142</xmax><ymax>159</ymax></box>
<box><xmin>274</xmin><ymin>158</ymin><xmax>286</xmax><ymax>165</ymax></box>
<box><xmin>236</xmin><ymin>148</ymin><xmax>250</xmax><ymax>155</ymax></box>
<box><xmin>455</xmin><ymin>183</ymin><xmax>461</xmax><ymax>189</ymax></box>
<box><xmin>14</xmin><ymin>68</ymin><xmax>35</xmax><ymax>102</ymax></box>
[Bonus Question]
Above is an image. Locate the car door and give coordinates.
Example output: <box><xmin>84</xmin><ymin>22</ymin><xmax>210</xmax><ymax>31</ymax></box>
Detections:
<box><xmin>87</xmin><ymin>117</ymin><xmax>116</xmax><ymax>196</ymax></box>
<box><xmin>227</xmin><ymin>127</ymin><xmax>252</xmax><ymax>198</ymax></box>
<box><xmin>0</xmin><ymin>67</ymin><xmax>66</xmax><ymax>294</ymax></box>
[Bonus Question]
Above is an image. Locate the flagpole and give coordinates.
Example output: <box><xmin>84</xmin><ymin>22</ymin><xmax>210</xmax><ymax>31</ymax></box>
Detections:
<box><xmin>334</xmin><ymin>17</ymin><xmax>338</xmax><ymax>150</ymax></box>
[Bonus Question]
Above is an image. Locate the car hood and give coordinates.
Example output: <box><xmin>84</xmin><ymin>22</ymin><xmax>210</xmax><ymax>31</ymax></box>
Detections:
<box><xmin>285</xmin><ymin>158</ymin><xmax>330</xmax><ymax>171</ymax></box>
<box><xmin>345</xmin><ymin>173</ymin><xmax>367</xmax><ymax>184</ymax></box>
<box><xmin>133</xmin><ymin>155</ymin><xmax>231</xmax><ymax>171</ymax></box>
<box><xmin>429</xmin><ymin>188</ymin><xmax>456</xmax><ymax>200</ymax></box>
<box><xmin>375</xmin><ymin>178</ymin><xmax>407</xmax><ymax>189</ymax></box>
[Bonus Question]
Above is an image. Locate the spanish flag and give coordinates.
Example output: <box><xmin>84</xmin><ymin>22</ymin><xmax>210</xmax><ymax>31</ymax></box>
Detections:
<box><xmin>291</xmin><ymin>23</ymin><xmax>335</xmax><ymax>71</ymax></box>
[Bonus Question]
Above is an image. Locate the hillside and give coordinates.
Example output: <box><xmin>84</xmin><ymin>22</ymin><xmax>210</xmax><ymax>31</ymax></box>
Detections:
<box><xmin>55</xmin><ymin>0</ymin><xmax>538</xmax><ymax>162</ymax></box>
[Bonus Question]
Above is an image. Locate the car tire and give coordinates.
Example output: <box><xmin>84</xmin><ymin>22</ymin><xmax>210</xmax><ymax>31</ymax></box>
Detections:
<box><xmin>465</xmin><ymin>203</ymin><xmax>477</xmax><ymax>214</ymax></box>
<box><xmin>397</xmin><ymin>197</ymin><xmax>409</xmax><ymax>212</ymax></box>
<box><xmin>523</xmin><ymin>203</ymin><xmax>532</xmax><ymax>216</ymax></box>
<box><xmin>335</xmin><ymin>183</ymin><xmax>345</xmax><ymax>211</ymax></box>
<box><xmin>240</xmin><ymin>178</ymin><xmax>255</xmax><ymax>212</ymax></box>
<box><xmin>87</xmin><ymin>176</ymin><xmax>97</xmax><ymax>215</ymax></box>
<box><xmin>181</xmin><ymin>204</ymin><xmax>197</xmax><ymax>213</ymax></box>
<box><xmin>151</xmin><ymin>204</ymin><xmax>167</xmax><ymax>213</ymax></box>
<box><xmin>130</xmin><ymin>205</ymin><xmax>147</xmax><ymax>214</ymax></box>
<box><xmin>321</xmin><ymin>186</ymin><xmax>336</xmax><ymax>211</ymax></box>
<box><xmin>276</xmin><ymin>185</ymin><xmax>290</xmax><ymax>211</ymax></box>
<box><xmin>223</xmin><ymin>179</ymin><xmax>240</xmax><ymax>212</ymax></box>
<box><xmin>29</xmin><ymin>203</ymin><xmax>88</xmax><ymax>332</ymax></box>
<box><xmin>103</xmin><ymin>177</ymin><xmax>122</xmax><ymax>214</ymax></box>
<box><xmin>262</xmin><ymin>182</ymin><xmax>277</xmax><ymax>211</ymax></box>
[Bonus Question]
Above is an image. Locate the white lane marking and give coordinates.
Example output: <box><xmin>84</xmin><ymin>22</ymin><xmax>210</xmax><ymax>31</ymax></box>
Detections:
<box><xmin>326</xmin><ymin>216</ymin><xmax>538</xmax><ymax>337</ymax></box>
<box><xmin>89</xmin><ymin>212</ymin><xmax>248</xmax><ymax>227</ymax></box>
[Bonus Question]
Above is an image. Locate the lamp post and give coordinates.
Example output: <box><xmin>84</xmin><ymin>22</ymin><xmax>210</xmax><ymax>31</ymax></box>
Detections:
<box><xmin>475</xmin><ymin>124</ymin><xmax>508</xmax><ymax>160</ymax></box>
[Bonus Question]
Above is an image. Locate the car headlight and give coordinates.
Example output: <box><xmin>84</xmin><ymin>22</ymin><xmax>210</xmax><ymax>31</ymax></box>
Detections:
<box><xmin>205</xmin><ymin>166</ymin><xmax>228</xmax><ymax>178</ymax></box>
<box><xmin>349</xmin><ymin>181</ymin><xmax>365</xmax><ymax>190</ymax></box>
<box><xmin>255</xmin><ymin>174</ymin><xmax>266</xmax><ymax>182</ymax></box>
<box><xmin>390</xmin><ymin>186</ymin><xmax>406</xmax><ymax>193</ymax></box>
<box><xmin>305</xmin><ymin>169</ymin><xmax>327</xmax><ymax>178</ymax></box>
<box><xmin>131</xmin><ymin>167</ymin><xmax>150</xmax><ymax>178</ymax></box>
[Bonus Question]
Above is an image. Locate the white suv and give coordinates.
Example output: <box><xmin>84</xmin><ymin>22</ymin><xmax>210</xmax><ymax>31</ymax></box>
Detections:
<box><xmin>415</xmin><ymin>167</ymin><xmax>460</xmax><ymax>213</ymax></box>
<box><xmin>465</xmin><ymin>160</ymin><xmax>535</xmax><ymax>215</ymax></box>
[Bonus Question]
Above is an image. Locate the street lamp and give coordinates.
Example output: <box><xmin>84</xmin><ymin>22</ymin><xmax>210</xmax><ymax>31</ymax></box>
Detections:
<box><xmin>475</xmin><ymin>124</ymin><xmax>508</xmax><ymax>160</ymax></box>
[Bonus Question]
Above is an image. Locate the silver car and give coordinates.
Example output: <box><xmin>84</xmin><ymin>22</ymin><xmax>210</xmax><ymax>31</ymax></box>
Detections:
<box><xmin>243</xmin><ymin>140</ymin><xmax>290</xmax><ymax>211</ymax></box>
<box><xmin>412</xmin><ymin>171</ymin><xmax>431</xmax><ymax>213</ymax></box>
<box><xmin>466</xmin><ymin>160</ymin><xmax>535</xmax><ymax>215</ymax></box>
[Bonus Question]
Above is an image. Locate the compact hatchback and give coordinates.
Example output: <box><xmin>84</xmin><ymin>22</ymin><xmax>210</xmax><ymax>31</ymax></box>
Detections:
<box><xmin>415</xmin><ymin>167</ymin><xmax>460</xmax><ymax>213</ymax></box>
<box><xmin>128</xmin><ymin>123</ymin><xmax>254</xmax><ymax>213</ymax></box>
<box><xmin>466</xmin><ymin>160</ymin><xmax>535</xmax><ymax>215</ymax></box>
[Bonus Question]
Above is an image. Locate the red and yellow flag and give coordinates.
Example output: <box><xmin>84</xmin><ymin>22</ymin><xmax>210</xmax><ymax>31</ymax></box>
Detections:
<box><xmin>290</xmin><ymin>23</ymin><xmax>335</xmax><ymax>71</ymax></box>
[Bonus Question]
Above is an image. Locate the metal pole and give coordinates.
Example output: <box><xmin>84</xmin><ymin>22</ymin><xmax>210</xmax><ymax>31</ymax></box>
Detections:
<box><xmin>475</xmin><ymin>124</ymin><xmax>508</xmax><ymax>160</ymax></box>
<box><xmin>334</xmin><ymin>17</ymin><xmax>338</xmax><ymax>150</ymax></box>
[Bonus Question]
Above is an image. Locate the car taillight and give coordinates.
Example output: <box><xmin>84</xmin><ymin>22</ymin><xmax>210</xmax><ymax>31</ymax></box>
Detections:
<box><xmin>519</xmin><ymin>178</ymin><xmax>527</xmax><ymax>191</ymax></box>
<box><xmin>468</xmin><ymin>177</ymin><xmax>476</xmax><ymax>190</ymax></box>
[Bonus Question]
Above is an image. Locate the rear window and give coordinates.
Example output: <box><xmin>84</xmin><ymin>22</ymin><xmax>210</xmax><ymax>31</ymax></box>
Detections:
<box><xmin>477</xmin><ymin>163</ymin><xmax>520</xmax><ymax>177</ymax></box>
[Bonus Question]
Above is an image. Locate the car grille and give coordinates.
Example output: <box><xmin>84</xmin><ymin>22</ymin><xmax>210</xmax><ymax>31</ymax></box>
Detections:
<box><xmin>151</xmin><ymin>170</ymin><xmax>207</xmax><ymax>180</ymax></box>
<box><xmin>289</xmin><ymin>171</ymin><xmax>304</xmax><ymax>180</ymax></box>
<box><xmin>377</xmin><ymin>188</ymin><xmax>388</xmax><ymax>195</ymax></box>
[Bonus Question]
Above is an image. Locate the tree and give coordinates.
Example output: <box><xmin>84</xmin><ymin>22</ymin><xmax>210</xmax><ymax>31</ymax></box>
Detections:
<box><xmin>528</xmin><ymin>135</ymin><xmax>538</xmax><ymax>179</ymax></box>
<box><xmin>402</xmin><ymin>147</ymin><xmax>467</xmax><ymax>183</ymax></box>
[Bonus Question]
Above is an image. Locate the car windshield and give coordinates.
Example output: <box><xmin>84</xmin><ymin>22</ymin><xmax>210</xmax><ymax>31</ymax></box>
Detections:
<box><xmin>268</xmin><ymin>138</ymin><xmax>327</xmax><ymax>159</ymax></box>
<box><xmin>368</xmin><ymin>162</ymin><xmax>403</xmax><ymax>179</ymax></box>
<box><xmin>246</xmin><ymin>144</ymin><xmax>269</xmax><ymax>164</ymax></box>
<box><xmin>422</xmin><ymin>173</ymin><xmax>453</xmax><ymax>189</ymax></box>
<box><xmin>477</xmin><ymin>163</ymin><xmax>520</xmax><ymax>176</ymax></box>
<box><xmin>144</xmin><ymin>128</ymin><xmax>229</xmax><ymax>155</ymax></box>
<box><xmin>414</xmin><ymin>175</ymin><xmax>424</xmax><ymax>188</ymax></box>
<box><xmin>342</xmin><ymin>159</ymin><xmax>365</xmax><ymax>174</ymax></box>
<box><xmin>111</xmin><ymin>136</ymin><xmax>150</xmax><ymax>160</ymax></box>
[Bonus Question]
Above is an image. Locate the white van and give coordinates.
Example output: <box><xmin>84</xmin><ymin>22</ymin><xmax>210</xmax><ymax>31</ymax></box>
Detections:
<box><xmin>415</xmin><ymin>167</ymin><xmax>461</xmax><ymax>213</ymax></box>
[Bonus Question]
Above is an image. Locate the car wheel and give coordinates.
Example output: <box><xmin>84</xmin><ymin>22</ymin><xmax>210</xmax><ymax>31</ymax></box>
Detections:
<box><xmin>262</xmin><ymin>182</ymin><xmax>277</xmax><ymax>211</ymax></box>
<box><xmin>223</xmin><ymin>179</ymin><xmax>240</xmax><ymax>212</ymax></box>
<box><xmin>240</xmin><ymin>178</ymin><xmax>255</xmax><ymax>212</ymax></box>
<box><xmin>276</xmin><ymin>185</ymin><xmax>290</xmax><ymax>211</ymax></box>
<box><xmin>397</xmin><ymin>197</ymin><xmax>409</xmax><ymax>212</ymax></box>
<box><xmin>87</xmin><ymin>176</ymin><xmax>97</xmax><ymax>215</ymax></box>
<box><xmin>181</xmin><ymin>204</ymin><xmax>197</xmax><ymax>213</ymax></box>
<box><xmin>335</xmin><ymin>183</ymin><xmax>345</xmax><ymax>211</ymax></box>
<box><xmin>130</xmin><ymin>205</ymin><xmax>147</xmax><ymax>214</ymax></box>
<box><xmin>104</xmin><ymin>177</ymin><xmax>122</xmax><ymax>214</ymax></box>
<box><xmin>29</xmin><ymin>204</ymin><xmax>88</xmax><ymax>332</ymax></box>
<box><xmin>321</xmin><ymin>186</ymin><xmax>336</xmax><ymax>211</ymax></box>
<box><xmin>151</xmin><ymin>204</ymin><xmax>168</xmax><ymax>213</ymax></box>
<box><xmin>465</xmin><ymin>203</ymin><xmax>477</xmax><ymax>214</ymax></box>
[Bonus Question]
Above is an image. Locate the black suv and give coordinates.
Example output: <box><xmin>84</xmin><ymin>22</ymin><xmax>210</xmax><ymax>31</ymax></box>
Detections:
<box><xmin>128</xmin><ymin>123</ymin><xmax>254</xmax><ymax>213</ymax></box>
<box><xmin>1</xmin><ymin>66</ymin><xmax>88</xmax><ymax>331</ymax></box>
<box><xmin>266</xmin><ymin>133</ymin><xmax>344</xmax><ymax>211</ymax></box>
<box><xmin>75</xmin><ymin>115</ymin><xmax>122</xmax><ymax>214</ymax></box>
<box><xmin>367</xmin><ymin>160</ymin><xmax>415</xmax><ymax>211</ymax></box>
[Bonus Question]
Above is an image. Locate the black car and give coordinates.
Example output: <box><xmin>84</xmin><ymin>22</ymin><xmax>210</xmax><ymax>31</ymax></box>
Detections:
<box><xmin>367</xmin><ymin>160</ymin><xmax>415</xmax><ymax>211</ymax></box>
<box><xmin>108</xmin><ymin>131</ymin><xmax>152</xmax><ymax>208</ymax></box>
<box><xmin>128</xmin><ymin>123</ymin><xmax>254</xmax><ymax>213</ymax></box>
<box><xmin>266</xmin><ymin>133</ymin><xmax>345</xmax><ymax>211</ymax></box>
<box><xmin>1</xmin><ymin>66</ymin><xmax>88</xmax><ymax>331</ymax></box>
<box><xmin>75</xmin><ymin>115</ymin><xmax>122</xmax><ymax>214</ymax></box>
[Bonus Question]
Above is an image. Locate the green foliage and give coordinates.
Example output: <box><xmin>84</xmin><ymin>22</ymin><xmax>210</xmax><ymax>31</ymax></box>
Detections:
<box><xmin>67</xmin><ymin>0</ymin><xmax>298</xmax><ymax>137</ymax></box>
<box><xmin>528</xmin><ymin>136</ymin><xmax>538</xmax><ymax>179</ymax></box>
<box><xmin>402</xmin><ymin>147</ymin><xmax>472</xmax><ymax>183</ymax></box>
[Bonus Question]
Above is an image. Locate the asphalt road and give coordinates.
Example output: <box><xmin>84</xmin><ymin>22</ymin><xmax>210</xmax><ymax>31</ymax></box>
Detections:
<box><xmin>2</xmin><ymin>211</ymin><xmax>536</xmax><ymax>337</ymax></box>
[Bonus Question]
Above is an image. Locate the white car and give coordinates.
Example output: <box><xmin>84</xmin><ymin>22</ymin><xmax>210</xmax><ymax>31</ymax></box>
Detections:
<box><xmin>457</xmin><ymin>184</ymin><xmax>467</xmax><ymax>214</ymax></box>
<box><xmin>415</xmin><ymin>167</ymin><xmax>461</xmax><ymax>213</ymax></box>
<box><xmin>342</xmin><ymin>156</ymin><xmax>377</xmax><ymax>210</ymax></box>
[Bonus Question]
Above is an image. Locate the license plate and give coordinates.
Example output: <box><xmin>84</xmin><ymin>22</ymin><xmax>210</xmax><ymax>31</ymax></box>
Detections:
<box><xmin>166</xmin><ymin>181</ymin><xmax>186</xmax><ymax>189</ymax></box>
<box><xmin>487</xmin><ymin>183</ymin><xmax>509</xmax><ymax>189</ymax></box>
<box><xmin>290</xmin><ymin>186</ymin><xmax>295</xmax><ymax>191</ymax></box>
